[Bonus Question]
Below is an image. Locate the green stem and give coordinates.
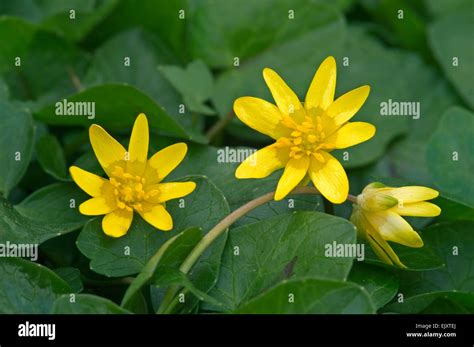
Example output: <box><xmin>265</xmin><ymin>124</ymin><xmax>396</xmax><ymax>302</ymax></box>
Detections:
<box><xmin>205</xmin><ymin>111</ymin><xmax>234</xmax><ymax>142</ymax></box>
<box><xmin>157</xmin><ymin>186</ymin><xmax>320</xmax><ymax>313</ymax></box>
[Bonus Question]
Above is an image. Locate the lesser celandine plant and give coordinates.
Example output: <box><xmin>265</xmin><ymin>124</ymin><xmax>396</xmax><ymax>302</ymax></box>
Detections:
<box><xmin>70</xmin><ymin>114</ymin><xmax>196</xmax><ymax>237</ymax></box>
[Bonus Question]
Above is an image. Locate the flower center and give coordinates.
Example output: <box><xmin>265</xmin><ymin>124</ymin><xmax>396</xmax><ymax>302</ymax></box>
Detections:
<box><xmin>109</xmin><ymin>166</ymin><xmax>160</xmax><ymax>212</ymax></box>
<box><xmin>276</xmin><ymin>115</ymin><xmax>333</xmax><ymax>161</ymax></box>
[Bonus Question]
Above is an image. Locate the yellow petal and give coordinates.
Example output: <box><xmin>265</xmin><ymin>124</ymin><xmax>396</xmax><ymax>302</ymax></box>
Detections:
<box><xmin>327</xmin><ymin>85</ymin><xmax>370</xmax><ymax>126</ymax></box>
<box><xmin>325</xmin><ymin>122</ymin><xmax>375</xmax><ymax>149</ymax></box>
<box><xmin>305</xmin><ymin>56</ymin><xmax>336</xmax><ymax>112</ymax></box>
<box><xmin>144</xmin><ymin>143</ymin><xmax>187</xmax><ymax>185</ymax></box>
<box><xmin>235</xmin><ymin>144</ymin><xmax>289</xmax><ymax>179</ymax></box>
<box><xmin>390</xmin><ymin>201</ymin><xmax>441</xmax><ymax>217</ymax></box>
<box><xmin>139</xmin><ymin>203</ymin><xmax>173</xmax><ymax>231</ymax></box>
<box><xmin>147</xmin><ymin>182</ymin><xmax>196</xmax><ymax>203</ymax></box>
<box><xmin>263</xmin><ymin>68</ymin><xmax>305</xmax><ymax>121</ymax></box>
<box><xmin>365</xmin><ymin>211</ymin><xmax>423</xmax><ymax>248</ymax></box>
<box><xmin>308</xmin><ymin>151</ymin><xmax>348</xmax><ymax>204</ymax></box>
<box><xmin>384</xmin><ymin>186</ymin><xmax>439</xmax><ymax>204</ymax></box>
<box><xmin>69</xmin><ymin>166</ymin><xmax>109</xmax><ymax>197</ymax></box>
<box><xmin>102</xmin><ymin>208</ymin><xmax>133</xmax><ymax>238</ymax></box>
<box><xmin>352</xmin><ymin>208</ymin><xmax>406</xmax><ymax>267</ymax></box>
<box><xmin>127</xmin><ymin>113</ymin><xmax>149</xmax><ymax>176</ymax></box>
<box><xmin>79</xmin><ymin>197</ymin><xmax>115</xmax><ymax>216</ymax></box>
<box><xmin>233</xmin><ymin>97</ymin><xmax>289</xmax><ymax>139</ymax></box>
<box><xmin>89</xmin><ymin>124</ymin><xmax>127</xmax><ymax>177</ymax></box>
<box><xmin>274</xmin><ymin>156</ymin><xmax>310</xmax><ymax>200</ymax></box>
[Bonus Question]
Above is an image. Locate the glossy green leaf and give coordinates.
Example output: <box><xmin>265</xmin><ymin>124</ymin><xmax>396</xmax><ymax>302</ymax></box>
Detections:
<box><xmin>236</xmin><ymin>279</ymin><xmax>375</xmax><ymax>314</ymax></box>
<box><xmin>77</xmin><ymin>176</ymin><xmax>229</xmax><ymax>277</ymax></box>
<box><xmin>13</xmin><ymin>183</ymin><xmax>89</xmax><ymax>241</ymax></box>
<box><xmin>427</xmin><ymin>107</ymin><xmax>474</xmax><ymax>208</ymax></box>
<box><xmin>0</xmin><ymin>101</ymin><xmax>34</xmax><ymax>196</ymax></box>
<box><xmin>0</xmin><ymin>258</ymin><xmax>71</xmax><ymax>313</ymax></box>
<box><xmin>35</xmin><ymin>84</ymin><xmax>206</xmax><ymax>143</ymax></box>
<box><xmin>121</xmin><ymin>227</ymin><xmax>202</xmax><ymax>309</ymax></box>
<box><xmin>382</xmin><ymin>291</ymin><xmax>474</xmax><ymax>314</ymax></box>
<box><xmin>397</xmin><ymin>221</ymin><xmax>474</xmax><ymax>297</ymax></box>
<box><xmin>36</xmin><ymin>134</ymin><xmax>68</xmax><ymax>180</ymax></box>
<box><xmin>160</xmin><ymin>60</ymin><xmax>215</xmax><ymax>115</ymax></box>
<box><xmin>54</xmin><ymin>267</ymin><xmax>84</xmax><ymax>293</ymax></box>
<box><xmin>208</xmin><ymin>211</ymin><xmax>357</xmax><ymax>311</ymax></box>
<box><xmin>348</xmin><ymin>262</ymin><xmax>398</xmax><ymax>309</ymax></box>
<box><xmin>53</xmin><ymin>293</ymin><xmax>130</xmax><ymax>314</ymax></box>
<box><xmin>428</xmin><ymin>10</ymin><xmax>474</xmax><ymax>108</ymax></box>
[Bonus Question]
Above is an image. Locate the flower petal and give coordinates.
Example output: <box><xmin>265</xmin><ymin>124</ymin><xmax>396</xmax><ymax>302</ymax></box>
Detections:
<box><xmin>146</xmin><ymin>182</ymin><xmax>196</xmax><ymax>204</ymax></box>
<box><xmin>235</xmin><ymin>144</ymin><xmax>289</xmax><ymax>179</ymax></box>
<box><xmin>365</xmin><ymin>211</ymin><xmax>423</xmax><ymax>248</ymax></box>
<box><xmin>390</xmin><ymin>201</ymin><xmax>441</xmax><ymax>217</ymax></box>
<box><xmin>89</xmin><ymin>124</ymin><xmax>127</xmax><ymax>177</ymax></box>
<box><xmin>127</xmin><ymin>113</ymin><xmax>149</xmax><ymax>176</ymax></box>
<box><xmin>139</xmin><ymin>203</ymin><xmax>173</xmax><ymax>231</ymax></box>
<box><xmin>384</xmin><ymin>186</ymin><xmax>439</xmax><ymax>204</ymax></box>
<box><xmin>233</xmin><ymin>97</ymin><xmax>289</xmax><ymax>139</ymax></box>
<box><xmin>263</xmin><ymin>68</ymin><xmax>305</xmax><ymax>121</ymax></box>
<box><xmin>79</xmin><ymin>197</ymin><xmax>116</xmax><ymax>215</ymax></box>
<box><xmin>325</xmin><ymin>122</ymin><xmax>376</xmax><ymax>149</ymax></box>
<box><xmin>305</xmin><ymin>56</ymin><xmax>336</xmax><ymax>112</ymax></box>
<box><xmin>352</xmin><ymin>207</ymin><xmax>406</xmax><ymax>267</ymax></box>
<box><xmin>274</xmin><ymin>156</ymin><xmax>310</xmax><ymax>200</ymax></box>
<box><xmin>326</xmin><ymin>85</ymin><xmax>370</xmax><ymax>126</ymax></box>
<box><xmin>102</xmin><ymin>208</ymin><xmax>133</xmax><ymax>238</ymax></box>
<box><xmin>69</xmin><ymin>166</ymin><xmax>109</xmax><ymax>197</ymax></box>
<box><xmin>144</xmin><ymin>143</ymin><xmax>187</xmax><ymax>185</ymax></box>
<box><xmin>308</xmin><ymin>151</ymin><xmax>348</xmax><ymax>204</ymax></box>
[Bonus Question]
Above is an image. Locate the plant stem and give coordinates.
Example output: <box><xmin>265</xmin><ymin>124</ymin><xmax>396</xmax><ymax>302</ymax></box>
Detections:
<box><xmin>205</xmin><ymin>111</ymin><xmax>234</xmax><ymax>142</ymax></box>
<box><xmin>157</xmin><ymin>186</ymin><xmax>320</xmax><ymax>313</ymax></box>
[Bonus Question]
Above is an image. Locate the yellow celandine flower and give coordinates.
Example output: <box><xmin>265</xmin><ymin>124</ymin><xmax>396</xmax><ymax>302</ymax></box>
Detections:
<box><xmin>234</xmin><ymin>56</ymin><xmax>376</xmax><ymax>203</ymax></box>
<box><xmin>350</xmin><ymin>182</ymin><xmax>441</xmax><ymax>268</ymax></box>
<box><xmin>69</xmin><ymin>114</ymin><xmax>196</xmax><ymax>238</ymax></box>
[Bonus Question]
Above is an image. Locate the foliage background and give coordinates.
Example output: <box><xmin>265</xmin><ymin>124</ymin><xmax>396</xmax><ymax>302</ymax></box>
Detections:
<box><xmin>0</xmin><ymin>0</ymin><xmax>473</xmax><ymax>314</ymax></box>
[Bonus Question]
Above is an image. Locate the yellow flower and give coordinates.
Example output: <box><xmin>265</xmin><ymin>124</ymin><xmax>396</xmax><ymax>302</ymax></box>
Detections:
<box><xmin>234</xmin><ymin>56</ymin><xmax>375</xmax><ymax>203</ymax></box>
<box><xmin>350</xmin><ymin>182</ymin><xmax>441</xmax><ymax>268</ymax></box>
<box><xmin>69</xmin><ymin>114</ymin><xmax>196</xmax><ymax>238</ymax></box>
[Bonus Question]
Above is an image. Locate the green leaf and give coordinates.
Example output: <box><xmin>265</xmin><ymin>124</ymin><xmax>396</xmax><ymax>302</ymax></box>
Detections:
<box><xmin>235</xmin><ymin>279</ymin><xmax>375</xmax><ymax>314</ymax></box>
<box><xmin>207</xmin><ymin>211</ymin><xmax>357</xmax><ymax>311</ymax></box>
<box><xmin>188</xmin><ymin>0</ymin><xmax>347</xmax><ymax>68</ymax></box>
<box><xmin>0</xmin><ymin>258</ymin><xmax>71</xmax><ymax>313</ymax></box>
<box><xmin>121</xmin><ymin>227</ymin><xmax>202</xmax><ymax>309</ymax></box>
<box><xmin>428</xmin><ymin>11</ymin><xmax>474</xmax><ymax>108</ymax></box>
<box><xmin>0</xmin><ymin>101</ymin><xmax>34</xmax><ymax>196</ymax></box>
<box><xmin>77</xmin><ymin>176</ymin><xmax>229</xmax><ymax>277</ymax></box>
<box><xmin>82</xmin><ymin>0</ymin><xmax>187</xmax><ymax>59</ymax></box>
<box><xmin>434</xmin><ymin>197</ymin><xmax>474</xmax><ymax>222</ymax></box>
<box><xmin>53</xmin><ymin>294</ymin><xmax>131</xmax><ymax>314</ymax></box>
<box><xmin>348</xmin><ymin>262</ymin><xmax>398</xmax><ymax>309</ymax></box>
<box><xmin>13</xmin><ymin>183</ymin><xmax>89</xmax><ymax>241</ymax></box>
<box><xmin>428</xmin><ymin>10</ymin><xmax>474</xmax><ymax>108</ymax></box>
<box><xmin>36</xmin><ymin>134</ymin><xmax>68</xmax><ymax>180</ymax></box>
<box><xmin>397</xmin><ymin>221</ymin><xmax>474</xmax><ymax>297</ymax></box>
<box><xmin>53</xmin><ymin>267</ymin><xmax>83</xmax><ymax>293</ymax></box>
<box><xmin>382</xmin><ymin>291</ymin><xmax>474</xmax><ymax>314</ymax></box>
<box><xmin>160</xmin><ymin>60</ymin><xmax>215</xmax><ymax>115</ymax></box>
<box><xmin>0</xmin><ymin>17</ymin><xmax>36</xmax><ymax>73</ymax></box>
<box><xmin>83</xmin><ymin>29</ymin><xmax>181</xmax><ymax>114</ymax></box>
<box><xmin>363</xmin><ymin>238</ymin><xmax>444</xmax><ymax>271</ymax></box>
<box><xmin>426</xmin><ymin>107</ymin><xmax>474</xmax><ymax>208</ymax></box>
<box><xmin>167</xmin><ymin>144</ymin><xmax>324</xmax><ymax>226</ymax></box>
<box><xmin>35</xmin><ymin>84</ymin><xmax>206</xmax><ymax>143</ymax></box>
<box><xmin>424</xmin><ymin>0</ymin><xmax>472</xmax><ymax>16</ymax></box>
